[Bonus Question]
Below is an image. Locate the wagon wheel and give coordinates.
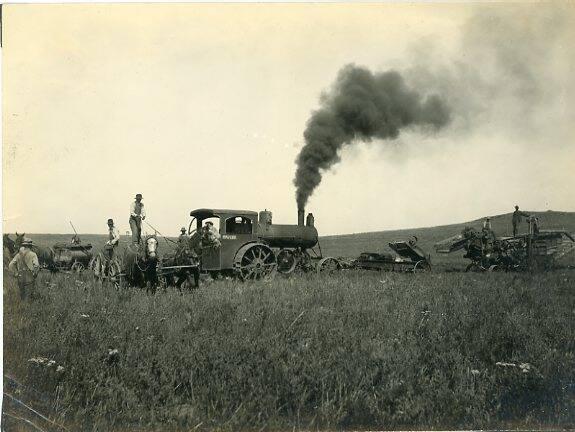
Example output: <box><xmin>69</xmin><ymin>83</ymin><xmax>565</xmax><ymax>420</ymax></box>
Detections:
<box><xmin>71</xmin><ymin>262</ymin><xmax>84</xmax><ymax>273</ymax></box>
<box><xmin>88</xmin><ymin>256</ymin><xmax>97</xmax><ymax>272</ymax></box>
<box><xmin>90</xmin><ymin>255</ymin><xmax>103</xmax><ymax>279</ymax></box>
<box><xmin>298</xmin><ymin>250</ymin><xmax>314</xmax><ymax>273</ymax></box>
<box><xmin>235</xmin><ymin>244</ymin><xmax>277</xmax><ymax>281</ymax></box>
<box><xmin>316</xmin><ymin>257</ymin><xmax>341</xmax><ymax>274</ymax></box>
<box><xmin>412</xmin><ymin>260</ymin><xmax>431</xmax><ymax>273</ymax></box>
<box><xmin>180</xmin><ymin>271</ymin><xmax>200</xmax><ymax>290</ymax></box>
<box><xmin>277</xmin><ymin>249</ymin><xmax>297</xmax><ymax>274</ymax></box>
<box><xmin>107</xmin><ymin>259</ymin><xmax>123</xmax><ymax>289</ymax></box>
<box><xmin>465</xmin><ymin>262</ymin><xmax>485</xmax><ymax>272</ymax></box>
<box><xmin>157</xmin><ymin>272</ymin><xmax>169</xmax><ymax>291</ymax></box>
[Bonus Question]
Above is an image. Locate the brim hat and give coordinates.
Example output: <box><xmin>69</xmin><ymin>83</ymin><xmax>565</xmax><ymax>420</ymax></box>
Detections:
<box><xmin>181</xmin><ymin>227</ymin><xmax>186</xmax><ymax>232</ymax></box>
<box><xmin>22</xmin><ymin>237</ymin><xmax>34</xmax><ymax>246</ymax></box>
<box><xmin>107</xmin><ymin>219</ymin><xmax>114</xmax><ymax>224</ymax></box>
<box><xmin>135</xmin><ymin>194</ymin><xmax>143</xmax><ymax>199</ymax></box>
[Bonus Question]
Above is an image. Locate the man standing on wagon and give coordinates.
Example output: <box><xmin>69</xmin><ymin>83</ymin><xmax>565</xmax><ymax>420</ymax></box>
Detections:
<box><xmin>129</xmin><ymin>193</ymin><xmax>146</xmax><ymax>244</ymax></box>
<box><xmin>105</xmin><ymin>218</ymin><xmax>121</xmax><ymax>260</ymax></box>
<box><xmin>512</xmin><ymin>205</ymin><xmax>530</xmax><ymax>237</ymax></box>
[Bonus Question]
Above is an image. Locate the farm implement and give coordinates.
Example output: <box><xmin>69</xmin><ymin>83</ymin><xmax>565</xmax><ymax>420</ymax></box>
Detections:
<box><xmin>353</xmin><ymin>237</ymin><xmax>432</xmax><ymax>272</ymax></box>
<box><xmin>52</xmin><ymin>242</ymin><xmax>94</xmax><ymax>272</ymax></box>
<box><xmin>435</xmin><ymin>217</ymin><xmax>575</xmax><ymax>272</ymax></box>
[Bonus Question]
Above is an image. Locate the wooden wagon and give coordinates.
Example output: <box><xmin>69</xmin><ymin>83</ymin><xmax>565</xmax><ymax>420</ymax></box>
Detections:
<box><xmin>354</xmin><ymin>238</ymin><xmax>432</xmax><ymax>272</ymax></box>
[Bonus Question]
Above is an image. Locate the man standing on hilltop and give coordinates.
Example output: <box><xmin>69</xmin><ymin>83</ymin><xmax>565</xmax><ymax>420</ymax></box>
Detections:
<box><xmin>129</xmin><ymin>194</ymin><xmax>146</xmax><ymax>244</ymax></box>
<box><xmin>512</xmin><ymin>205</ymin><xmax>530</xmax><ymax>237</ymax></box>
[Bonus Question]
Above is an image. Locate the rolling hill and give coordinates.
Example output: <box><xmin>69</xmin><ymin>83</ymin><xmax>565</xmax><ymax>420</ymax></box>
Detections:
<box><xmin>6</xmin><ymin>211</ymin><xmax>575</xmax><ymax>270</ymax></box>
<box><xmin>319</xmin><ymin>210</ymin><xmax>575</xmax><ymax>268</ymax></box>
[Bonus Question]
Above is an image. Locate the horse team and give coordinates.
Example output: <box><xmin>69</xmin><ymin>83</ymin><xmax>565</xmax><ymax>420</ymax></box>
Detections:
<box><xmin>3</xmin><ymin>232</ymin><xmax>200</xmax><ymax>294</ymax></box>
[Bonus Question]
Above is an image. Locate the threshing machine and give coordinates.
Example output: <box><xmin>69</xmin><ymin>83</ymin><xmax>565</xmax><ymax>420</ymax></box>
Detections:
<box><xmin>435</xmin><ymin>217</ymin><xmax>575</xmax><ymax>272</ymax></box>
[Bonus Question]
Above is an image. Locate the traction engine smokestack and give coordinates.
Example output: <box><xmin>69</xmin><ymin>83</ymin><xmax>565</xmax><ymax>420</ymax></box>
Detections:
<box><xmin>298</xmin><ymin>208</ymin><xmax>305</xmax><ymax>226</ymax></box>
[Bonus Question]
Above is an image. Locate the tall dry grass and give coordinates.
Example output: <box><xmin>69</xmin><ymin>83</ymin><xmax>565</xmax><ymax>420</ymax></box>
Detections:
<box><xmin>4</xmin><ymin>268</ymin><xmax>575</xmax><ymax>431</ymax></box>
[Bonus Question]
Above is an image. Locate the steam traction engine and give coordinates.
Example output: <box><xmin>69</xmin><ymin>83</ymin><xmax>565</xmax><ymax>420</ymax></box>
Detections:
<box><xmin>188</xmin><ymin>208</ymin><xmax>340</xmax><ymax>281</ymax></box>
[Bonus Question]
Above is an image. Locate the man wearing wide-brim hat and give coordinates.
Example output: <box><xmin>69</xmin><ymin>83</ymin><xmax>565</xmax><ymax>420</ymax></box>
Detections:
<box><xmin>178</xmin><ymin>226</ymin><xmax>189</xmax><ymax>244</ymax></box>
<box><xmin>8</xmin><ymin>237</ymin><xmax>40</xmax><ymax>300</ymax></box>
<box><xmin>105</xmin><ymin>218</ymin><xmax>121</xmax><ymax>258</ymax></box>
<box><xmin>512</xmin><ymin>205</ymin><xmax>530</xmax><ymax>237</ymax></box>
<box><xmin>129</xmin><ymin>193</ymin><xmax>146</xmax><ymax>244</ymax></box>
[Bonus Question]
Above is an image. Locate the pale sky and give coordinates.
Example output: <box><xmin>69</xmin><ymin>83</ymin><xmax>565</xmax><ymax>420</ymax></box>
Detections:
<box><xmin>2</xmin><ymin>3</ymin><xmax>574</xmax><ymax>236</ymax></box>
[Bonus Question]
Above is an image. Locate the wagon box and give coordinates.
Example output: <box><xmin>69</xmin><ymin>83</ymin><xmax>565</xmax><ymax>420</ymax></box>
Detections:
<box><xmin>52</xmin><ymin>242</ymin><xmax>94</xmax><ymax>272</ymax></box>
<box><xmin>354</xmin><ymin>238</ymin><xmax>432</xmax><ymax>273</ymax></box>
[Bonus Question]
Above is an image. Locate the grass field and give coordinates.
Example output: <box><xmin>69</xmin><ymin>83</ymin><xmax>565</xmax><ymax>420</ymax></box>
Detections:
<box><xmin>3</xmin><ymin>210</ymin><xmax>575</xmax><ymax>431</ymax></box>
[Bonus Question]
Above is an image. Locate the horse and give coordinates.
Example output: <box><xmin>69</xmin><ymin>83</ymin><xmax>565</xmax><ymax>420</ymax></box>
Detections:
<box><xmin>122</xmin><ymin>235</ymin><xmax>159</xmax><ymax>293</ymax></box>
<box><xmin>14</xmin><ymin>233</ymin><xmax>56</xmax><ymax>271</ymax></box>
<box><xmin>161</xmin><ymin>239</ymin><xmax>200</xmax><ymax>291</ymax></box>
<box><xmin>3</xmin><ymin>234</ymin><xmax>16</xmax><ymax>268</ymax></box>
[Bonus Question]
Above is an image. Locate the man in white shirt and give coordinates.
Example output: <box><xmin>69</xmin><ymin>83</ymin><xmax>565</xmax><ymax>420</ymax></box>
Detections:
<box><xmin>129</xmin><ymin>193</ymin><xmax>146</xmax><ymax>244</ymax></box>
<box><xmin>105</xmin><ymin>218</ymin><xmax>121</xmax><ymax>261</ymax></box>
<box><xmin>8</xmin><ymin>237</ymin><xmax>40</xmax><ymax>299</ymax></box>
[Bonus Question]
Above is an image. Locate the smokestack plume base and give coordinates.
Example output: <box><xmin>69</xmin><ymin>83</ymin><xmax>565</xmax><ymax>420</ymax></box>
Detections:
<box><xmin>298</xmin><ymin>208</ymin><xmax>305</xmax><ymax>226</ymax></box>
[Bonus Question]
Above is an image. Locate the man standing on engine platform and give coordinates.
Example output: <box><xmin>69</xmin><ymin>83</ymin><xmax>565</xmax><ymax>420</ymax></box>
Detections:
<box><xmin>129</xmin><ymin>193</ymin><xmax>146</xmax><ymax>244</ymax></box>
<box><xmin>512</xmin><ymin>205</ymin><xmax>530</xmax><ymax>237</ymax></box>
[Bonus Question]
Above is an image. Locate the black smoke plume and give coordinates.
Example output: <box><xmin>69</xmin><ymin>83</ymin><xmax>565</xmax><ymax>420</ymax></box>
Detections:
<box><xmin>294</xmin><ymin>64</ymin><xmax>451</xmax><ymax>209</ymax></box>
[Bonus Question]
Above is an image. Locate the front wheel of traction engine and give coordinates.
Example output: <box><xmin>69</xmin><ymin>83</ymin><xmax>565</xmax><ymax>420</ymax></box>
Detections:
<box><xmin>316</xmin><ymin>257</ymin><xmax>341</xmax><ymax>274</ymax></box>
<box><xmin>277</xmin><ymin>249</ymin><xmax>297</xmax><ymax>274</ymax></box>
<box><xmin>234</xmin><ymin>243</ymin><xmax>277</xmax><ymax>281</ymax></box>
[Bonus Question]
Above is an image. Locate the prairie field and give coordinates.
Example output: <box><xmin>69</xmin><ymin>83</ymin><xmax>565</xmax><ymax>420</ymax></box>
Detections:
<box><xmin>3</xmin><ymin>268</ymin><xmax>575</xmax><ymax>431</ymax></box>
<box><xmin>4</xmin><ymin>210</ymin><xmax>575</xmax><ymax>431</ymax></box>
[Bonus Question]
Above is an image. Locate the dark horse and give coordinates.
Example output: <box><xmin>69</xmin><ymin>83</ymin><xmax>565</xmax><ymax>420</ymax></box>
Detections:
<box><xmin>3</xmin><ymin>234</ymin><xmax>16</xmax><ymax>267</ymax></box>
<box><xmin>14</xmin><ymin>233</ymin><xmax>56</xmax><ymax>271</ymax></box>
<box><xmin>161</xmin><ymin>239</ymin><xmax>200</xmax><ymax>290</ymax></box>
<box><xmin>123</xmin><ymin>236</ymin><xmax>159</xmax><ymax>293</ymax></box>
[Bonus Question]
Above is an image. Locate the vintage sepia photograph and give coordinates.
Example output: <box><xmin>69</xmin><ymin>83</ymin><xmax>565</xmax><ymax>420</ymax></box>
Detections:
<box><xmin>2</xmin><ymin>2</ymin><xmax>575</xmax><ymax>431</ymax></box>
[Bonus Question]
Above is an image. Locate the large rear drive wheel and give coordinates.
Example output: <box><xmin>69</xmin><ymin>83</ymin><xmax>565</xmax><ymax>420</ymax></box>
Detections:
<box><xmin>234</xmin><ymin>244</ymin><xmax>277</xmax><ymax>281</ymax></box>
